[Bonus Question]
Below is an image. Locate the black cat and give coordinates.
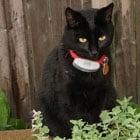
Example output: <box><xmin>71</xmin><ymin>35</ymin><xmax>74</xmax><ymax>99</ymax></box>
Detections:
<box><xmin>37</xmin><ymin>3</ymin><xmax>116</xmax><ymax>138</ymax></box>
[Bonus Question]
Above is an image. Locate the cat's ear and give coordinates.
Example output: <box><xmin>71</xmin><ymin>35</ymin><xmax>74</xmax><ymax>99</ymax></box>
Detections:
<box><xmin>65</xmin><ymin>7</ymin><xmax>81</xmax><ymax>28</ymax></box>
<box><xmin>96</xmin><ymin>3</ymin><xmax>114</xmax><ymax>23</ymax></box>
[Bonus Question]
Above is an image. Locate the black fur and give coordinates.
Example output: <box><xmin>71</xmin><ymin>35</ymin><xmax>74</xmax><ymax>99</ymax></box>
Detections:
<box><xmin>37</xmin><ymin>3</ymin><xmax>116</xmax><ymax>138</ymax></box>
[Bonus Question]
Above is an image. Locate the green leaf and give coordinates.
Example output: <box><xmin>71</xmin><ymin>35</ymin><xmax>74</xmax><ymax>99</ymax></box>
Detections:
<box><xmin>5</xmin><ymin>118</ymin><xmax>25</xmax><ymax>130</ymax></box>
<box><xmin>70</xmin><ymin>119</ymin><xmax>85</xmax><ymax>127</ymax></box>
<box><xmin>129</xmin><ymin>102</ymin><xmax>140</xmax><ymax>114</ymax></box>
<box><xmin>127</xmin><ymin>106</ymin><xmax>136</xmax><ymax>115</ymax></box>
<box><xmin>122</xmin><ymin>118</ymin><xmax>133</xmax><ymax>126</ymax></box>
<box><xmin>15</xmin><ymin>119</ymin><xmax>26</xmax><ymax>129</ymax></box>
<box><xmin>54</xmin><ymin>136</ymin><xmax>66</xmax><ymax>140</ymax></box>
<box><xmin>112</xmin><ymin>106</ymin><xmax>121</xmax><ymax>114</ymax></box>
<box><xmin>41</xmin><ymin>126</ymin><xmax>49</xmax><ymax>134</ymax></box>
<box><xmin>0</xmin><ymin>90</ymin><xmax>10</xmax><ymax>129</ymax></box>
<box><xmin>100</xmin><ymin>110</ymin><xmax>112</xmax><ymax>124</ymax></box>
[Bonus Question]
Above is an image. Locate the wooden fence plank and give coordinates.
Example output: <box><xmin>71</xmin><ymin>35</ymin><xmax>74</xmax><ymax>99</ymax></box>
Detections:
<box><xmin>136</xmin><ymin>0</ymin><xmax>140</xmax><ymax>104</ymax></box>
<box><xmin>4</xmin><ymin>0</ymin><xmax>32</xmax><ymax>124</ymax></box>
<box><xmin>22</xmin><ymin>0</ymin><xmax>37</xmax><ymax>109</ymax></box>
<box><xmin>25</xmin><ymin>0</ymin><xmax>57</xmax><ymax>89</ymax></box>
<box><xmin>50</xmin><ymin>0</ymin><xmax>64</xmax><ymax>46</ymax></box>
<box><xmin>70</xmin><ymin>0</ymin><xmax>82</xmax><ymax>9</ymax></box>
<box><xmin>113</xmin><ymin>0</ymin><xmax>137</xmax><ymax>101</ymax></box>
<box><xmin>0</xmin><ymin>0</ymin><xmax>10</xmax><ymax>94</ymax></box>
<box><xmin>0</xmin><ymin>0</ymin><xmax>17</xmax><ymax>116</ymax></box>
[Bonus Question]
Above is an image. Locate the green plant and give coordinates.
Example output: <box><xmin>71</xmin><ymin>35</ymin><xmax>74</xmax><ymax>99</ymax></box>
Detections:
<box><xmin>0</xmin><ymin>90</ymin><xmax>25</xmax><ymax>130</ymax></box>
<box><xmin>32</xmin><ymin>110</ymin><xmax>50</xmax><ymax>140</ymax></box>
<box><xmin>32</xmin><ymin>97</ymin><xmax>140</xmax><ymax>140</ymax></box>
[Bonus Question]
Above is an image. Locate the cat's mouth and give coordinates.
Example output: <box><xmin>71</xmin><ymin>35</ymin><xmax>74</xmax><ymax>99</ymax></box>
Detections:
<box><xmin>69</xmin><ymin>50</ymin><xmax>109</xmax><ymax>74</ymax></box>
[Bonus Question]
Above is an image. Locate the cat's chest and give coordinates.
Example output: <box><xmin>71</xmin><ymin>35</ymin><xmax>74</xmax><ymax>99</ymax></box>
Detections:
<box><xmin>59</xmin><ymin>88</ymin><xmax>105</xmax><ymax>121</ymax></box>
<box><xmin>65</xmin><ymin>84</ymin><xmax>105</xmax><ymax>108</ymax></box>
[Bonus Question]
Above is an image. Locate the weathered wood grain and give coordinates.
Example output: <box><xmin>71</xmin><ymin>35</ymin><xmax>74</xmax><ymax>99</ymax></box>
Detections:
<box><xmin>114</xmin><ymin>0</ymin><xmax>137</xmax><ymax>101</ymax></box>
<box><xmin>136</xmin><ymin>0</ymin><xmax>140</xmax><ymax>104</ymax></box>
<box><xmin>92</xmin><ymin>0</ymin><xmax>112</xmax><ymax>8</ymax></box>
<box><xmin>25</xmin><ymin>0</ymin><xmax>53</xmax><ymax>89</ymax></box>
<box><xmin>81</xmin><ymin>0</ymin><xmax>92</xmax><ymax>9</ymax></box>
<box><xmin>4</xmin><ymin>0</ymin><xmax>32</xmax><ymax>124</ymax></box>
<box><xmin>0</xmin><ymin>0</ymin><xmax>17</xmax><ymax>116</ymax></box>
<box><xmin>0</xmin><ymin>0</ymin><xmax>10</xmax><ymax>95</ymax></box>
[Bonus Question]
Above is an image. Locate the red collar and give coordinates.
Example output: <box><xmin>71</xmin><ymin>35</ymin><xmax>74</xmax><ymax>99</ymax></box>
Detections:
<box><xmin>69</xmin><ymin>50</ymin><xmax>108</xmax><ymax>64</ymax></box>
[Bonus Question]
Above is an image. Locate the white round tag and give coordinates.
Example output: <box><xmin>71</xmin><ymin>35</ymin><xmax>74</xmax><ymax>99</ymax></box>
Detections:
<box><xmin>72</xmin><ymin>58</ymin><xmax>100</xmax><ymax>72</ymax></box>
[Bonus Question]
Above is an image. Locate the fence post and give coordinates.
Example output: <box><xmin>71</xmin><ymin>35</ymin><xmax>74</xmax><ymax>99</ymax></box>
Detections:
<box><xmin>113</xmin><ymin>0</ymin><xmax>137</xmax><ymax>101</ymax></box>
<box><xmin>4</xmin><ymin>0</ymin><xmax>32</xmax><ymax>124</ymax></box>
<box><xmin>136</xmin><ymin>0</ymin><xmax>140</xmax><ymax>104</ymax></box>
<box><xmin>0</xmin><ymin>0</ymin><xmax>17</xmax><ymax>116</ymax></box>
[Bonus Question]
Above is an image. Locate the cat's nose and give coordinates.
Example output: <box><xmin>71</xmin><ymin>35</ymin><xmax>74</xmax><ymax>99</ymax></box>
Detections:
<box><xmin>90</xmin><ymin>50</ymin><xmax>98</xmax><ymax>59</ymax></box>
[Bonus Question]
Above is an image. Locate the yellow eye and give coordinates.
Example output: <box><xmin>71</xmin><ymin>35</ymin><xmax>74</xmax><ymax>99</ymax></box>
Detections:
<box><xmin>79</xmin><ymin>38</ymin><xmax>87</xmax><ymax>43</ymax></box>
<box><xmin>98</xmin><ymin>35</ymin><xmax>106</xmax><ymax>41</ymax></box>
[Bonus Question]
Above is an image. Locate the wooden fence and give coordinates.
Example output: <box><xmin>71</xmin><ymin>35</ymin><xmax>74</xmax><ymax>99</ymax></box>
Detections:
<box><xmin>0</xmin><ymin>0</ymin><xmax>140</xmax><ymax>125</ymax></box>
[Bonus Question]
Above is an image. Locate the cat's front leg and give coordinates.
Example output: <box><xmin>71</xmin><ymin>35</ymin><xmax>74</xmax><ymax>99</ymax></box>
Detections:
<box><xmin>103</xmin><ymin>85</ymin><xmax>117</xmax><ymax>110</ymax></box>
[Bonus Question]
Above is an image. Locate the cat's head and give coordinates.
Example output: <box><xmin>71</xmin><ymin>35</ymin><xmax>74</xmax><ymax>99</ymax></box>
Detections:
<box><xmin>62</xmin><ymin>3</ymin><xmax>114</xmax><ymax>60</ymax></box>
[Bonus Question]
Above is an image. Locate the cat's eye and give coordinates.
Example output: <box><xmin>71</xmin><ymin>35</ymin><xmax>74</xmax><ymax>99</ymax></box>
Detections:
<box><xmin>79</xmin><ymin>37</ymin><xmax>87</xmax><ymax>43</ymax></box>
<box><xmin>98</xmin><ymin>36</ymin><xmax>106</xmax><ymax>41</ymax></box>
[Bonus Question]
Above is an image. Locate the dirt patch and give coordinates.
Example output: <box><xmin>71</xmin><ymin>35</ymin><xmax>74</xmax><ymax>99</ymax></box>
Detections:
<box><xmin>0</xmin><ymin>129</ymin><xmax>35</xmax><ymax>140</ymax></box>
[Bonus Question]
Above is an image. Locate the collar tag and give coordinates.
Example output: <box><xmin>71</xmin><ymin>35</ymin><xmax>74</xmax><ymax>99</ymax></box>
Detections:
<box><xmin>103</xmin><ymin>63</ymin><xmax>109</xmax><ymax>75</ymax></box>
<box><xmin>102</xmin><ymin>57</ymin><xmax>109</xmax><ymax>75</ymax></box>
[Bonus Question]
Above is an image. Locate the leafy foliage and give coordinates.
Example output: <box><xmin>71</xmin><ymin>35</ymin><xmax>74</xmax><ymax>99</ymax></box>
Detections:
<box><xmin>32</xmin><ymin>110</ymin><xmax>50</xmax><ymax>140</ymax></box>
<box><xmin>32</xmin><ymin>97</ymin><xmax>140</xmax><ymax>140</ymax></box>
<box><xmin>0</xmin><ymin>90</ymin><xmax>25</xmax><ymax>130</ymax></box>
<box><xmin>0</xmin><ymin>90</ymin><xmax>10</xmax><ymax>130</ymax></box>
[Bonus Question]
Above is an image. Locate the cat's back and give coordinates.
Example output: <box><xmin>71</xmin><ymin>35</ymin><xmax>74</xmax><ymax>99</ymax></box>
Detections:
<box><xmin>40</xmin><ymin>46</ymin><xmax>60</xmax><ymax>86</ymax></box>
